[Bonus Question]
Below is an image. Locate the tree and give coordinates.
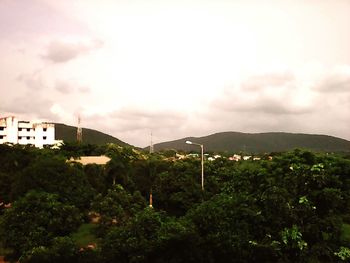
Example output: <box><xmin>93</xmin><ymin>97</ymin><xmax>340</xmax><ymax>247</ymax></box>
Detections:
<box><xmin>0</xmin><ymin>191</ymin><xmax>82</xmax><ymax>260</ymax></box>
<box><xmin>20</xmin><ymin>236</ymin><xmax>78</xmax><ymax>263</ymax></box>
<box><xmin>100</xmin><ymin>208</ymin><xmax>163</xmax><ymax>262</ymax></box>
<box><xmin>91</xmin><ymin>184</ymin><xmax>146</xmax><ymax>236</ymax></box>
<box><xmin>105</xmin><ymin>146</ymin><xmax>136</xmax><ymax>189</ymax></box>
<box><xmin>0</xmin><ymin>144</ymin><xmax>39</xmax><ymax>204</ymax></box>
<box><xmin>84</xmin><ymin>163</ymin><xmax>107</xmax><ymax>194</ymax></box>
<box><xmin>186</xmin><ymin>193</ymin><xmax>273</xmax><ymax>263</ymax></box>
<box><xmin>100</xmin><ymin>208</ymin><xmax>199</xmax><ymax>263</ymax></box>
<box><xmin>11</xmin><ymin>156</ymin><xmax>93</xmax><ymax>210</ymax></box>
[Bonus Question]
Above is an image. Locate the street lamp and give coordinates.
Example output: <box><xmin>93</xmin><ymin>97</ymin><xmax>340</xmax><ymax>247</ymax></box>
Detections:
<box><xmin>186</xmin><ymin>140</ymin><xmax>204</xmax><ymax>191</ymax></box>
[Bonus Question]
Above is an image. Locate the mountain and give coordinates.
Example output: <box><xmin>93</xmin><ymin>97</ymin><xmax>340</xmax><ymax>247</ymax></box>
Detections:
<box><xmin>54</xmin><ymin>123</ymin><xmax>130</xmax><ymax>146</ymax></box>
<box><xmin>151</xmin><ymin>132</ymin><xmax>350</xmax><ymax>153</ymax></box>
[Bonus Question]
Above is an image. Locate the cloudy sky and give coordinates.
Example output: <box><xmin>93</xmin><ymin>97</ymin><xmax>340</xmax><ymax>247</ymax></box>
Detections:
<box><xmin>1</xmin><ymin>0</ymin><xmax>350</xmax><ymax>147</ymax></box>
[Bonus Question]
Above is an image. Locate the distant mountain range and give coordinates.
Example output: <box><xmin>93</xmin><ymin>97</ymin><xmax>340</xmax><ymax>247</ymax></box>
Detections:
<box><xmin>54</xmin><ymin>123</ymin><xmax>130</xmax><ymax>146</ymax></box>
<box><xmin>54</xmin><ymin>124</ymin><xmax>350</xmax><ymax>153</ymax></box>
<box><xmin>150</xmin><ymin>132</ymin><xmax>350</xmax><ymax>153</ymax></box>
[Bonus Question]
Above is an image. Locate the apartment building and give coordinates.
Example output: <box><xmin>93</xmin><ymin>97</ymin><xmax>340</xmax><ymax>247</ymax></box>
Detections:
<box><xmin>0</xmin><ymin>116</ymin><xmax>57</xmax><ymax>148</ymax></box>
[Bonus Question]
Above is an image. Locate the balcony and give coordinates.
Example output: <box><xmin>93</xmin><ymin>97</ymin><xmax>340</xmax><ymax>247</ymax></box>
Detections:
<box><xmin>18</xmin><ymin>136</ymin><xmax>35</xmax><ymax>145</ymax></box>
<box><xmin>18</xmin><ymin>130</ymin><xmax>34</xmax><ymax>137</ymax></box>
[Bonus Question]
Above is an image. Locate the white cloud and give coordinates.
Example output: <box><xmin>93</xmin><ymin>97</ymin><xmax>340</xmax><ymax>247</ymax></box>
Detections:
<box><xmin>17</xmin><ymin>71</ymin><xmax>48</xmax><ymax>91</ymax></box>
<box><xmin>313</xmin><ymin>66</ymin><xmax>350</xmax><ymax>93</ymax></box>
<box><xmin>42</xmin><ymin>39</ymin><xmax>103</xmax><ymax>63</ymax></box>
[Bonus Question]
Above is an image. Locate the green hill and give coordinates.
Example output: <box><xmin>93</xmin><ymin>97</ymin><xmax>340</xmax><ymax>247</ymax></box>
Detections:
<box><xmin>55</xmin><ymin>123</ymin><xmax>130</xmax><ymax>146</ymax></box>
<box><xmin>151</xmin><ymin>132</ymin><xmax>350</xmax><ymax>153</ymax></box>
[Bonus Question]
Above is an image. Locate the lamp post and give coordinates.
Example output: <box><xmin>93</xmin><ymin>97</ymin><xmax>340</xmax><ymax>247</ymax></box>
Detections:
<box><xmin>186</xmin><ymin>140</ymin><xmax>204</xmax><ymax>191</ymax></box>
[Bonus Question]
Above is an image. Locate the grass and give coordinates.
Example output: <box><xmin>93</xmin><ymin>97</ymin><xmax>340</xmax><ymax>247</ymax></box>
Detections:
<box><xmin>71</xmin><ymin>223</ymin><xmax>98</xmax><ymax>247</ymax></box>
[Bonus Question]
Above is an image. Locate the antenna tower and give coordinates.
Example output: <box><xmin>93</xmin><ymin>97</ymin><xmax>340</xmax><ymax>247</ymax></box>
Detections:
<box><xmin>150</xmin><ymin>131</ymin><xmax>154</xmax><ymax>154</ymax></box>
<box><xmin>77</xmin><ymin>115</ymin><xmax>82</xmax><ymax>143</ymax></box>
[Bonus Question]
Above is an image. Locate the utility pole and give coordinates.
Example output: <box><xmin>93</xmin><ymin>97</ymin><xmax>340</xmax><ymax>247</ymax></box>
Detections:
<box><xmin>185</xmin><ymin>140</ymin><xmax>205</xmax><ymax>191</ymax></box>
<box><xmin>77</xmin><ymin>115</ymin><xmax>82</xmax><ymax>143</ymax></box>
<box><xmin>149</xmin><ymin>190</ymin><xmax>153</xmax><ymax>208</ymax></box>
<box><xmin>149</xmin><ymin>131</ymin><xmax>154</xmax><ymax>208</ymax></box>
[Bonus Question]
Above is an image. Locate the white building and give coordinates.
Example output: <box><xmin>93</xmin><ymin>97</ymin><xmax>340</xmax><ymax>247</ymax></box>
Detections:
<box><xmin>229</xmin><ymin>154</ymin><xmax>242</xmax><ymax>161</ymax></box>
<box><xmin>0</xmin><ymin>116</ymin><xmax>58</xmax><ymax>148</ymax></box>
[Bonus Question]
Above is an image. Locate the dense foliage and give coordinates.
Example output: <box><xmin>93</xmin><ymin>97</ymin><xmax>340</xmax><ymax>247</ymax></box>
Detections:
<box><xmin>0</xmin><ymin>143</ymin><xmax>350</xmax><ymax>262</ymax></box>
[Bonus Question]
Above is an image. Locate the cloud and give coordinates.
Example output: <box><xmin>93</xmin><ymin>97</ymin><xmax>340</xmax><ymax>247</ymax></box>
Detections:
<box><xmin>72</xmin><ymin>107</ymin><xmax>190</xmax><ymax>146</ymax></box>
<box><xmin>49</xmin><ymin>103</ymin><xmax>74</xmax><ymax>121</ymax></box>
<box><xmin>108</xmin><ymin>107</ymin><xmax>188</xmax><ymax>131</ymax></box>
<box><xmin>42</xmin><ymin>39</ymin><xmax>103</xmax><ymax>63</ymax></box>
<box><xmin>17</xmin><ymin>69</ymin><xmax>92</xmax><ymax>97</ymax></box>
<box><xmin>241</xmin><ymin>72</ymin><xmax>295</xmax><ymax>91</ymax></box>
<box><xmin>232</xmin><ymin>98</ymin><xmax>312</xmax><ymax>115</ymax></box>
<box><xmin>17</xmin><ymin>71</ymin><xmax>47</xmax><ymax>90</ymax></box>
<box><xmin>54</xmin><ymin>79</ymin><xmax>92</xmax><ymax>95</ymax></box>
<box><xmin>2</xmin><ymin>93</ymin><xmax>55</xmax><ymax>120</ymax></box>
<box><xmin>314</xmin><ymin>71</ymin><xmax>350</xmax><ymax>93</ymax></box>
<box><xmin>54</xmin><ymin>80</ymin><xmax>73</xmax><ymax>94</ymax></box>
<box><xmin>211</xmin><ymin>96</ymin><xmax>313</xmax><ymax>119</ymax></box>
<box><xmin>212</xmin><ymin>74</ymin><xmax>312</xmax><ymax>116</ymax></box>
<box><xmin>199</xmin><ymin>67</ymin><xmax>350</xmax><ymax>145</ymax></box>
<box><xmin>78</xmin><ymin>86</ymin><xmax>91</xmax><ymax>93</ymax></box>
<box><xmin>0</xmin><ymin>0</ymin><xmax>89</xmax><ymax>39</ymax></box>
<box><xmin>2</xmin><ymin>0</ymin><xmax>350</xmax><ymax>147</ymax></box>
<box><xmin>110</xmin><ymin>107</ymin><xmax>185</xmax><ymax>120</ymax></box>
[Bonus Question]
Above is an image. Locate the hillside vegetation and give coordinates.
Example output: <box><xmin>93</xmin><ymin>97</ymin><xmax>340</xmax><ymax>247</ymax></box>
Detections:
<box><xmin>152</xmin><ymin>132</ymin><xmax>350</xmax><ymax>153</ymax></box>
<box><xmin>55</xmin><ymin>123</ymin><xmax>129</xmax><ymax>146</ymax></box>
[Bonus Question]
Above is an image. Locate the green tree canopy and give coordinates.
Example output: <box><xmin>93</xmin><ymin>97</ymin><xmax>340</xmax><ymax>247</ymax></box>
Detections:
<box><xmin>0</xmin><ymin>191</ymin><xmax>82</xmax><ymax>260</ymax></box>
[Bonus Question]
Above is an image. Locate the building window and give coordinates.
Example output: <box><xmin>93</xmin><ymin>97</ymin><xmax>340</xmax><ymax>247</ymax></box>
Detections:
<box><xmin>18</xmin><ymin>128</ymin><xmax>22</xmax><ymax>131</ymax></box>
<box><xmin>0</xmin><ymin>127</ymin><xmax>4</xmax><ymax>131</ymax></box>
<box><xmin>43</xmin><ymin>128</ymin><xmax>47</xmax><ymax>132</ymax></box>
<box><xmin>26</xmin><ymin>136</ymin><xmax>30</xmax><ymax>140</ymax></box>
<box><xmin>27</xmin><ymin>128</ymin><xmax>30</xmax><ymax>132</ymax></box>
<box><xmin>0</xmin><ymin>135</ymin><xmax>3</xmax><ymax>139</ymax></box>
<box><xmin>43</xmin><ymin>136</ymin><xmax>47</xmax><ymax>140</ymax></box>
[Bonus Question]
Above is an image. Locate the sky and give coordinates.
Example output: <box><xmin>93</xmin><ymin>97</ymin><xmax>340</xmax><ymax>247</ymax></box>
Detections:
<box><xmin>1</xmin><ymin>0</ymin><xmax>350</xmax><ymax>147</ymax></box>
